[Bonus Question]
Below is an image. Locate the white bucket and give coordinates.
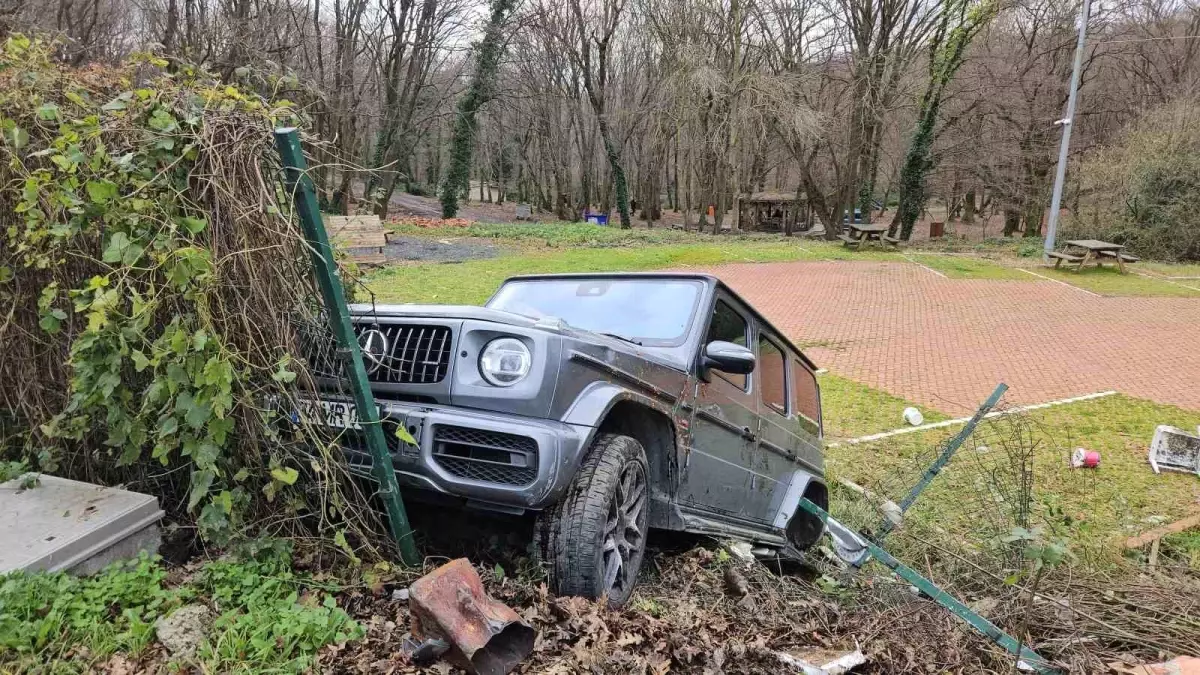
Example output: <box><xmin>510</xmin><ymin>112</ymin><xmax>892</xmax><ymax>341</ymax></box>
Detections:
<box><xmin>902</xmin><ymin>407</ymin><xmax>924</xmax><ymax>426</ymax></box>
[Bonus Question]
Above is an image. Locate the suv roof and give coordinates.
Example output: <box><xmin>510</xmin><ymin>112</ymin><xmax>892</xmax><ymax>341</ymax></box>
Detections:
<box><xmin>498</xmin><ymin>273</ymin><xmax>818</xmax><ymax>370</ymax></box>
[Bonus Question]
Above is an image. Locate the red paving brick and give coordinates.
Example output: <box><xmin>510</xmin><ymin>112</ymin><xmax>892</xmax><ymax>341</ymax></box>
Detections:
<box><xmin>698</xmin><ymin>260</ymin><xmax>1200</xmax><ymax>415</ymax></box>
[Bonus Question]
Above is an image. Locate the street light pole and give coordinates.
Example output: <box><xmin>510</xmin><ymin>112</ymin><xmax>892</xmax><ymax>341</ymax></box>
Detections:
<box><xmin>1043</xmin><ymin>0</ymin><xmax>1093</xmax><ymax>258</ymax></box>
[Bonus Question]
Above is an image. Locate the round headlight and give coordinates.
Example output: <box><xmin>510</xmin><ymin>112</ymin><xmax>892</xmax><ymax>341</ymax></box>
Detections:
<box><xmin>479</xmin><ymin>337</ymin><xmax>532</xmax><ymax>387</ymax></box>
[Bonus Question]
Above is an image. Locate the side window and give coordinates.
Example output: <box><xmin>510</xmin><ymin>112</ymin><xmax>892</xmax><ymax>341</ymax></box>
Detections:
<box><xmin>705</xmin><ymin>299</ymin><xmax>748</xmax><ymax>389</ymax></box>
<box><xmin>791</xmin><ymin>358</ymin><xmax>821</xmax><ymax>434</ymax></box>
<box><xmin>758</xmin><ymin>335</ymin><xmax>788</xmax><ymax>414</ymax></box>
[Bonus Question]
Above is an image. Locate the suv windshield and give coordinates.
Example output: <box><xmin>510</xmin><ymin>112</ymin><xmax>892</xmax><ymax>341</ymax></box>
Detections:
<box><xmin>488</xmin><ymin>278</ymin><xmax>704</xmax><ymax>347</ymax></box>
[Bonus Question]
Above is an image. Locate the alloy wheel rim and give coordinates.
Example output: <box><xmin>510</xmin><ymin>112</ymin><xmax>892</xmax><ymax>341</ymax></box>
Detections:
<box><xmin>601</xmin><ymin>461</ymin><xmax>647</xmax><ymax>598</ymax></box>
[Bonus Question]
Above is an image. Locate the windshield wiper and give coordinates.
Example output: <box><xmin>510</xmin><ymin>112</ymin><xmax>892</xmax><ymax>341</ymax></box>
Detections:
<box><xmin>597</xmin><ymin>331</ymin><xmax>643</xmax><ymax>346</ymax></box>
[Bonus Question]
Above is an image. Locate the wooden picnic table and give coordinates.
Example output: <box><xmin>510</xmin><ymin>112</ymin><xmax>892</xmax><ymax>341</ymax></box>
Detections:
<box><xmin>1047</xmin><ymin>239</ymin><xmax>1139</xmax><ymax>274</ymax></box>
<box><xmin>839</xmin><ymin>223</ymin><xmax>897</xmax><ymax>249</ymax></box>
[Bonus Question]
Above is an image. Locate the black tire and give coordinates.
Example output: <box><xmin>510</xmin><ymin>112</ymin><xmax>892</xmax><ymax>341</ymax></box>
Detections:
<box><xmin>536</xmin><ymin>433</ymin><xmax>650</xmax><ymax>608</ymax></box>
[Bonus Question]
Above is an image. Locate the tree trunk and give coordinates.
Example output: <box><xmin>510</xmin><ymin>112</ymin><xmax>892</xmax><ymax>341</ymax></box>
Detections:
<box><xmin>1003</xmin><ymin>208</ymin><xmax>1020</xmax><ymax>237</ymax></box>
<box><xmin>1023</xmin><ymin>200</ymin><xmax>1043</xmax><ymax>238</ymax></box>
<box><xmin>439</xmin><ymin>0</ymin><xmax>515</xmax><ymax>218</ymax></box>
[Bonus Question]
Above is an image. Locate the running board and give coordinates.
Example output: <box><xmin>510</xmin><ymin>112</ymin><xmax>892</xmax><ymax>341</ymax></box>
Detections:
<box><xmin>678</xmin><ymin>509</ymin><xmax>788</xmax><ymax>547</ymax></box>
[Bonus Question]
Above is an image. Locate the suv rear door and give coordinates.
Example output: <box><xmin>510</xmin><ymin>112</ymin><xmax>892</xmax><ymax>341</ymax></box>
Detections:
<box><xmin>753</xmin><ymin>326</ymin><xmax>811</xmax><ymax>521</ymax></box>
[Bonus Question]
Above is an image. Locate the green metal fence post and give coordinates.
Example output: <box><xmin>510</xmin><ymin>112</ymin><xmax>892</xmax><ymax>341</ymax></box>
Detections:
<box><xmin>274</xmin><ymin>127</ymin><xmax>420</xmax><ymax>566</ymax></box>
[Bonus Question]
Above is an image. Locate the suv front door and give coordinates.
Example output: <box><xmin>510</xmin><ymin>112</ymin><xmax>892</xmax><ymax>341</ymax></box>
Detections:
<box><xmin>679</xmin><ymin>294</ymin><xmax>767</xmax><ymax>523</ymax></box>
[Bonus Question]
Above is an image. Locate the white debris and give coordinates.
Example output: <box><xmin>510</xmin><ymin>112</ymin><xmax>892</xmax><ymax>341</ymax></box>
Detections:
<box><xmin>155</xmin><ymin>604</ymin><xmax>213</xmax><ymax>659</ymax></box>
<box><xmin>773</xmin><ymin>645</ymin><xmax>868</xmax><ymax>674</ymax></box>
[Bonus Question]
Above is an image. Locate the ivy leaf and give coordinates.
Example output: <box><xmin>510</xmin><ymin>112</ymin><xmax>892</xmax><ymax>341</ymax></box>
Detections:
<box><xmin>394</xmin><ymin>425</ymin><xmax>417</xmax><ymax>446</ymax></box>
<box><xmin>272</xmin><ymin>357</ymin><xmax>297</xmax><ymax>383</ymax></box>
<box><xmin>198</xmin><ymin>503</ymin><xmax>230</xmax><ymax>544</ymax></box>
<box><xmin>180</xmin><ymin>216</ymin><xmax>207</xmax><ymax>234</ymax></box>
<box><xmin>36</xmin><ymin>102</ymin><xmax>59</xmax><ymax>120</ymax></box>
<box><xmin>86</xmin><ymin>180</ymin><xmax>118</xmax><ymax>204</ymax></box>
<box><xmin>185</xmin><ymin>399</ymin><xmax>211</xmax><ymax>430</ymax></box>
<box><xmin>148</xmin><ymin>108</ymin><xmax>177</xmax><ymax>132</ymax></box>
<box><xmin>188</xmin><ymin>469</ymin><xmax>215</xmax><ymax>511</ymax></box>
<box><xmin>159</xmin><ymin>415</ymin><xmax>179</xmax><ymax>436</ymax></box>
<box><xmin>271</xmin><ymin>467</ymin><xmax>299</xmax><ymax>485</ymax></box>
<box><xmin>131</xmin><ymin>350</ymin><xmax>151</xmax><ymax>372</ymax></box>
<box><xmin>102</xmin><ymin>232</ymin><xmax>131</xmax><ymax>263</ymax></box>
<box><xmin>101</xmin><ymin>92</ymin><xmax>132</xmax><ymax>111</ymax></box>
<box><xmin>3</xmin><ymin>125</ymin><xmax>28</xmax><ymax>151</ymax></box>
<box><xmin>333</xmin><ymin>530</ymin><xmax>359</xmax><ymax>564</ymax></box>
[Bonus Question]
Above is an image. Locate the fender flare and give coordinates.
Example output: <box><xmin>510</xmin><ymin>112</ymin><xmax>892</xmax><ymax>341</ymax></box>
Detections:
<box><xmin>774</xmin><ymin>469</ymin><xmax>828</xmax><ymax>549</ymax></box>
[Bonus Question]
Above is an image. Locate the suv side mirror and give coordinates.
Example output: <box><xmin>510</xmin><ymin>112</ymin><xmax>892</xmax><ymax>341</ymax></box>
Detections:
<box><xmin>703</xmin><ymin>341</ymin><xmax>756</xmax><ymax>375</ymax></box>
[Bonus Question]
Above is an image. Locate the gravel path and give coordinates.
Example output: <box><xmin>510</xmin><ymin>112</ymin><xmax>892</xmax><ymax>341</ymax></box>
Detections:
<box><xmin>377</xmin><ymin>235</ymin><xmax>498</xmax><ymax>263</ymax></box>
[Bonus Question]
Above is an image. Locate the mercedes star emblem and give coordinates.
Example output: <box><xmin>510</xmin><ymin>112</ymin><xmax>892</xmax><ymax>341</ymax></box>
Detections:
<box><xmin>358</xmin><ymin>328</ymin><xmax>389</xmax><ymax>373</ymax></box>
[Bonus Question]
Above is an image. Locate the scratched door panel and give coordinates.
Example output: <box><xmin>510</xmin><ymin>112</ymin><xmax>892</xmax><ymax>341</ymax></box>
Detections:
<box><xmin>678</xmin><ymin>296</ymin><xmax>770</xmax><ymax>522</ymax></box>
<box><xmin>682</xmin><ymin>376</ymin><xmax>768</xmax><ymax>521</ymax></box>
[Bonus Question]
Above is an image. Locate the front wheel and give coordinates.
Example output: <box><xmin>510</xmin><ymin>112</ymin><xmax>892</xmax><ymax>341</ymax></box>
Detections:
<box><xmin>535</xmin><ymin>433</ymin><xmax>649</xmax><ymax>608</ymax></box>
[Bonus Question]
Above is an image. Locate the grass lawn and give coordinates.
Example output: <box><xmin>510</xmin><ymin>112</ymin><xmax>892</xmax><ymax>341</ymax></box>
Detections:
<box><xmin>366</xmin><ymin>240</ymin><xmax>924</xmax><ymax>304</ymax></box>
<box><xmin>826</xmin><ymin>392</ymin><xmax>1200</xmax><ymax>566</ymax></box>
<box><xmin>1142</xmin><ymin>261</ymin><xmax>1200</xmax><ymax>278</ymax></box>
<box><xmin>1022</xmin><ymin>264</ymin><xmax>1200</xmax><ymax>296</ymax></box>
<box><xmin>907</xmin><ymin>253</ymin><xmax>1031</xmax><ymax>280</ymax></box>
<box><xmin>818</xmin><ymin>372</ymin><xmax>949</xmax><ymax>439</ymax></box>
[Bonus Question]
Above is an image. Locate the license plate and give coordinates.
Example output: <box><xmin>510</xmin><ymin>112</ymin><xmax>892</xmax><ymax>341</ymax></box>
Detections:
<box><xmin>293</xmin><ymin>399</ymin><xmax>363</xmax><ymax>430</ymax></box>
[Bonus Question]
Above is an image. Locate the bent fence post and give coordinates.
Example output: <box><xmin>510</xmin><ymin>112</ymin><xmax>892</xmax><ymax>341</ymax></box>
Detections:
<box><xmin>799</xmin><ymin>498</ymin><xmax>1058</xmax><ymax>674</ymax></box>
<box><xmin>875</xmin><ymin>382</ymin><xmax>1009</xmax><ymax>541</ymax></box>
<box><xmin>274</xmin><ymin>127</ymin><xmax>420</xmax><ymax>566</ymax></box>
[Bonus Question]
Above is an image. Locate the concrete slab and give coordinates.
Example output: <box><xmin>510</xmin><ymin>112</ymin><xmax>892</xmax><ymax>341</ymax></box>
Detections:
<box><xmin>0</xmin><ymin>474</ymin><xmax>163</xmax><ymax>575</ymax></box>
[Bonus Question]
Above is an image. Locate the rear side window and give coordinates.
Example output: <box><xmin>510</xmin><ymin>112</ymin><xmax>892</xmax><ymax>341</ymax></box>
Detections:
<box><xmin>705</xmin><ymin>300</ymin><xmax>748</xmax><ymax>389</ymax></box>
<box><xmin>758</xmin><ymin>335</ymin><xmax>788</xmax><ymax>414</ymax></box>
<box><xmin>792</xmin><ymin>358</ymin><xmax>821</xmax><ymax>434</ymax></box>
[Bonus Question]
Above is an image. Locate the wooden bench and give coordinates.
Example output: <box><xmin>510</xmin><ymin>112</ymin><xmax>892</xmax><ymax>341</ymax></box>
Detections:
<box><xmin>1098</xmin><ymin>250</ymin><xmax>1139</xmax><ymax>263</ymax></box>
<box><xmin>326</xmin><ymin>215</ymin><xmax>389</xmax><ymax>265</ymax></box>
<box><xmin>882</xmin><ymin>234</ymin><xmax>900</xmax><ymax>246</ymax></box>
<box><xmin>838</xmin><ymin>234</ymin><xmax>861</xmax><ymax>247</ymax></box>
<box><xmin>1047</xmin><ymin>250</ymin><xmax>1083</xmax><ymax>268</ymax></box>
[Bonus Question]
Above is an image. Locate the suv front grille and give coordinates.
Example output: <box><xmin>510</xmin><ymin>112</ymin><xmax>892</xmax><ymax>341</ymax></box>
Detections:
<box><xmin>431</xmin><ymin>425</ymin><xmax>538</xmax><ymax>486</ymax></box>
<box><xmin>302</xmin><ymin>321</ymin><xmax>453</xmax><ymax>385</ymax></box>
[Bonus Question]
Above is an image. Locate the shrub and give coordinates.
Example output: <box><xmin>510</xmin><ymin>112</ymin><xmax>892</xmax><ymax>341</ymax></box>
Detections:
<box><xmin>1068</xmin><ymin>98</ymin><xmax>1200</xmax><ymax>261</ymax></box>
<box><xmin>0</xmin><ymin>36</ymin><xmax>384</xmax><ymax>549</ymax></box>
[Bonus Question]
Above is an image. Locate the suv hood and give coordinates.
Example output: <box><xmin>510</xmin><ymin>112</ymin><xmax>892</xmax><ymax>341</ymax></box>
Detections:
<box><xmin>348</xmin><ymin>303</ymin><xmax>686</xmax><ymax>369</ymax></box>
<box><xmin>348</xmin><ymin>303</ymin><xmax>540</xmax><ymax>329</ymax></box>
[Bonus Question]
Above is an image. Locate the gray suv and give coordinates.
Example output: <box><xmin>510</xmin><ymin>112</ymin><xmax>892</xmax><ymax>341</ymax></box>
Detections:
<box><xmin>304</xmin><ymin>273</ymin><xmax>827</xmax><ymax>606</ymax></box>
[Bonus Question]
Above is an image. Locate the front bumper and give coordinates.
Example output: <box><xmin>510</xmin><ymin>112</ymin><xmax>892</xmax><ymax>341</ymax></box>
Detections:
<box><xmin>331</xmin><ymin>398</ymin><xmax>592</xmax><ymax>511</ymax></box>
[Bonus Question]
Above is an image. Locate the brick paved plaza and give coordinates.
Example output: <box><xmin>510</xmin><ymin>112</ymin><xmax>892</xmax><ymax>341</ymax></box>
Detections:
<box><xmin>704</xmin><ymin>260</ymin><xmax>1200</xmax><ymax>415</ymax></box>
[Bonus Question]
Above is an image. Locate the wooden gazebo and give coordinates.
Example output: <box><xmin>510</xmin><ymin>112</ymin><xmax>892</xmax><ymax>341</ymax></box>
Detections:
<box><xmin>735</xmin><ymin>190</ymin><xmax>810</xmax><ymax>234</ymax></box>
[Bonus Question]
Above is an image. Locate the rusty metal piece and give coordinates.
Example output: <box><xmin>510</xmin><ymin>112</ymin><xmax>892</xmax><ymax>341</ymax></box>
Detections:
<box><xmin>408</xmin><ymin>558</ymin><xmax>536</xmax><ymax>675</ymax></box>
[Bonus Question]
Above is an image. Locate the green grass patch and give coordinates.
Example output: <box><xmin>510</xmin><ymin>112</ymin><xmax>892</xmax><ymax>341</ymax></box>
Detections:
<box><xmin>1027</xmin><ymin>265</ymin><xmax>1200</xmax><ymax>296</ymax></box>
<box><xmin>388</xmin><ymin>221</ymin><xmax>708</xmax><ymax>248</ymax></box>
<box><xmin>1141</xmin><ymin>261</ymin><xmax>1200</xmax><ymax>279</ymax></box>
<box><xmin>818</xmin><ymin>373</ymin><xmax>949</xmax><ymax>439</ymax></box>
<box><xmin>908</xmin><ymin>254</ymin><xmax>1030</xmax><ymax>280</ymax></box>
<box><xmin>827</xmin><ymin>393</ymin><xmax>1200</xmax><ymax>565</ymax></box>
<box><xmin>366</xmin><ymin>242</ymin><xmax>867</xmax><ymax>304</ymax></box>
<box><xmin>0</xmin><ymin>541</ymin><xmax>361</xmax><ymax>674</ymax></box>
